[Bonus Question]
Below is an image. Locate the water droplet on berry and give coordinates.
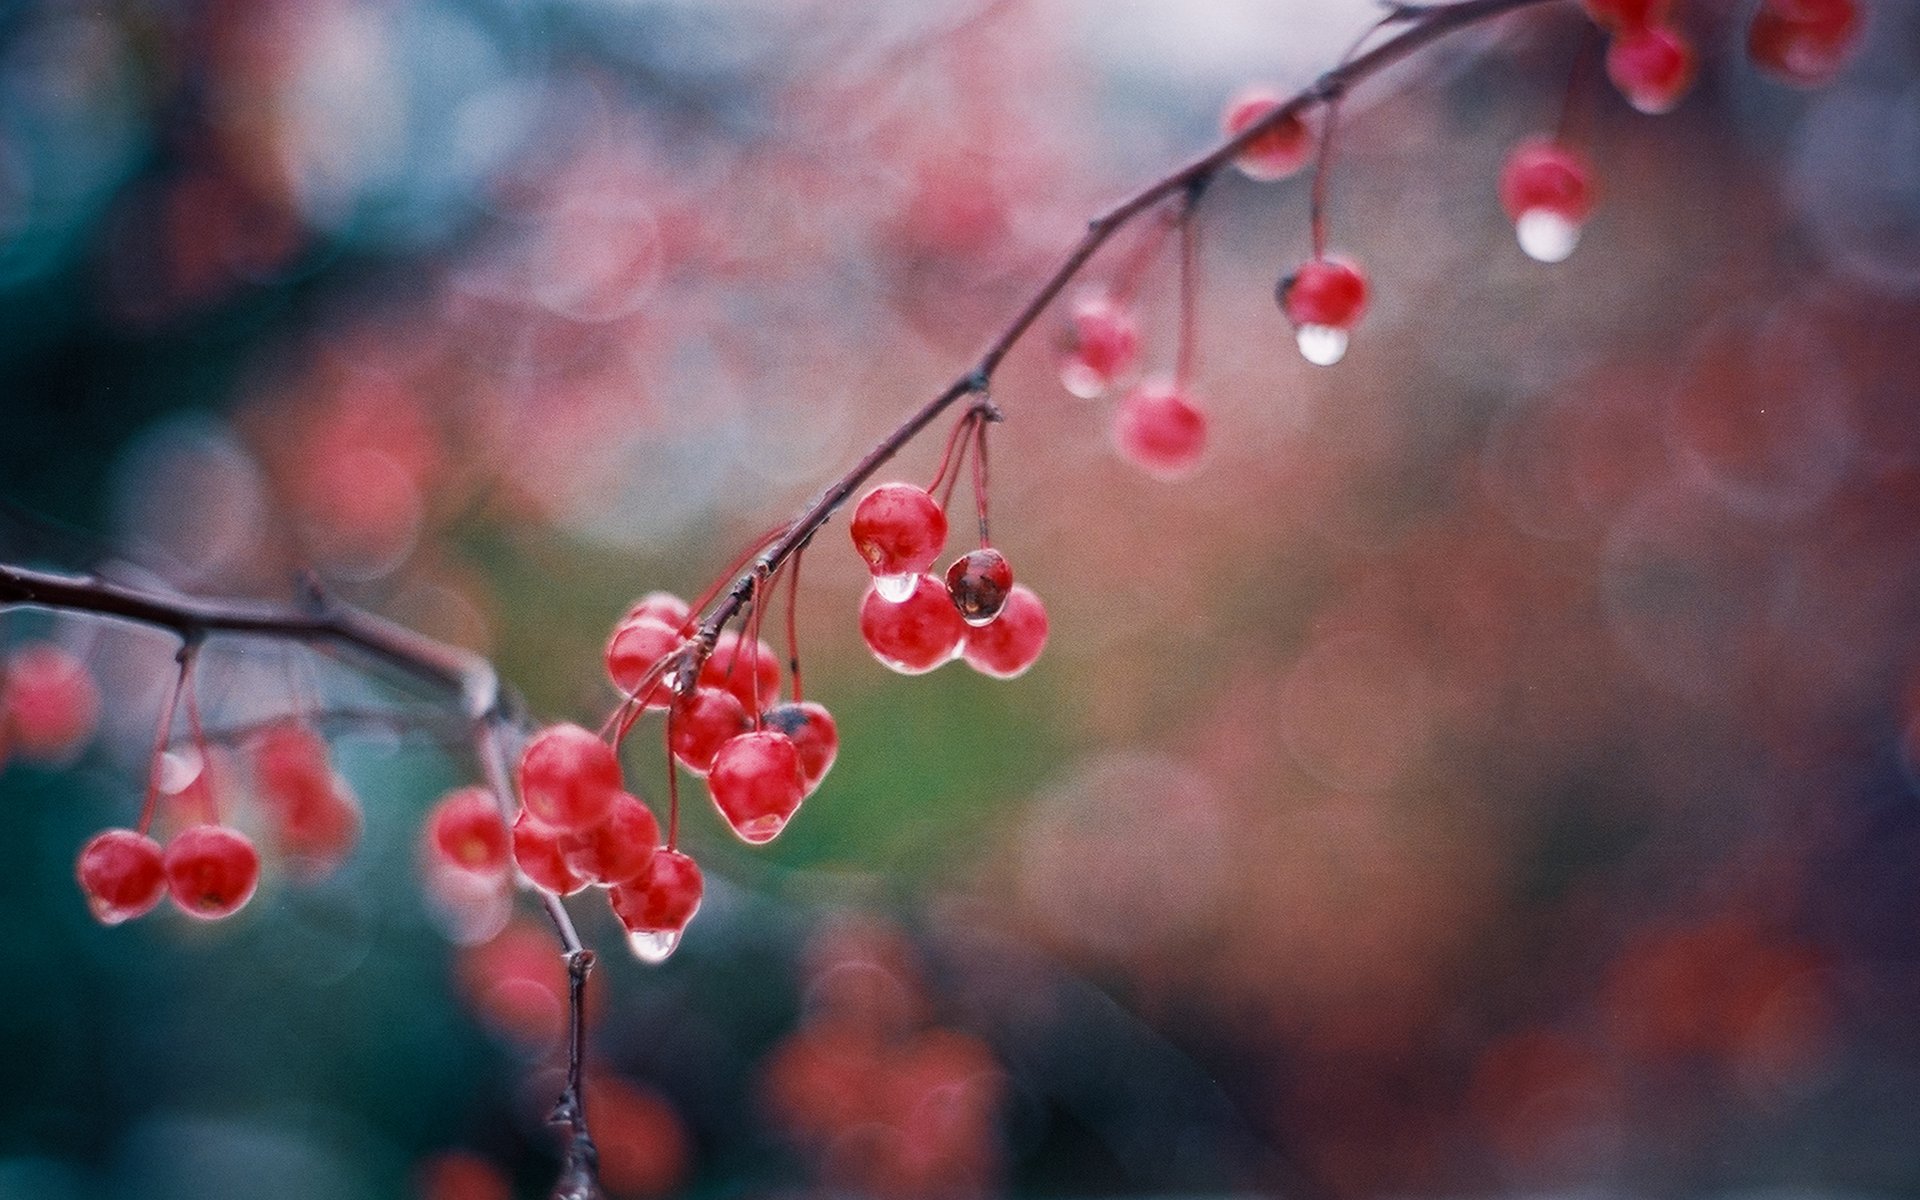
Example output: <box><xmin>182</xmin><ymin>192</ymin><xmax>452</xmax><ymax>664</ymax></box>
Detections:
<box><xmin>1059</xmin><ymin>360</ymin><xmax>1107</xmax><ymax>401</ymax></box>
<box><xmin>628</xmin><ymin>928</ymin><xmax>681</xmax><ymax>964</ymax></box>
<box><xmin>158</xmin><ymin>749</ymin><xmax>202</xmax><ymax>794</ymax></box>
<box><xmin>873</xmin><ymin>572</ymin><xmax>917</xmax><ymax>603</ymax></box>
<box><xmin>1516</xmin><ymin>209</ymin><xmax>1581</xmax><ymax>263</ymax></box>
<box><xmin>1295</xmin><ymin>324</ymin><xmax>1349</xmax><ymax>367</ymax></box>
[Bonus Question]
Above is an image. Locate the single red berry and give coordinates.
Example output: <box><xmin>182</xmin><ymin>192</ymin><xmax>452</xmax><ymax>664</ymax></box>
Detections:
<box><xmin>669</xmin><ymin>686</ymin><xmax>750</xmax><ymax>775</ymax></box>
<box><xmin>1748</xmin><ymin>0</ymin><xmax>1862</xmax><ymax>86</ymax></box>
<box><xmin>1058</xmin><ymin>291</ymin><xmax>1142</xmax><ymax>399</ymax></box>
<box><xmin>699</xmin><ymin>630</ymin><xmax>782</xmax><ymax>712</ymax></box>
<box><xmin>609</xmin><ymin>848</ymin><xmax>703</xmax><ymax>962</ymax></box>
<box><xmin>708</xmin><ymin>730</ymin><xmax>806</xmax><ymax>844</ymax></box>
<box><xmin>850</xmin><ymin>483</ymin><xmax>949</xmax><ymax>580</ymax></box>
<box><xmin>1</xmin><ymin>643</ymin><xmax>99</xmax><ymax>760</ymax></box>
<box><xmin>623</xmin><ymin>590</ymin><xmax>692</xmax><ymax>630</ymax></box>
<box><xmin>1581</xmin><ymin>0</ymin><xmax>1667</xmax><ymax>31</ymax></box>
<box><xmin>760</xmin><ymin>701</ymin><xmax>839</xmax><ymax>795</ymax></box>
<box><xmin>962</xmin><ymin>584</ymin><xmax>1049</xmax><ymax>680</ymax></box>
<box><xmin>517</xmin><ymin>723</ymin><xmax>621</xmax><ymax>832</ymax></box>
<box><xmin>1607</xmin><ymin>24</ymin><xmax>1696</xmax><ymax>115</ymax></box>
<box><xmin>512</xmin><ymin>807</ymin><xmax>588</xmax><ymax>895</ymax></box>
<box><xmin>76</xmin><ymin>828</ymin><xmax>167</xmax><ymax>925</ymax></box>
<box><xmin>428</xmin><ymin>786</ymin><xmax>511</xmax><ymax>875</ymax></box>
<box><xmin>249</xmin><ymin>719</ymin><xmax>360</xmax><ymax>874</ymax></box>
<box><xmin>163</xmin><ymin>824</ymin><xmax>260</xmax><ymax>920</ymax></box>
<box><xmin>251</xmin><ymin>720</ymin><xmax>329</xmax><ymax>801</ymax></box>
<box><xmin>1280</xmin><ymin>256</ymin><xmax>1369</xmax><ymax>329</ymax></box>
<box><xmin>859</xmin><ymin>574</ymin><xmax>966</xmax><ymax>675</ymax></box>
<box><xmin>1222</xmin><ymin>88</ymin><xmax>1312</xmax><ymax>181</ymax></box>
<box><xmin>561</xmin><ymin>790</ymin><xmax>660</xmax><ymax>886</ymax></box>
<box><xmin>944</xmin><ymin>548</ymin><xmax>1014</xmax><ymax>626</ymax></box>
<box><xmin>1498</xmin><ymin>138</ymin><xmax>1596</xmax><ymax>263</ymax></box>
<box><xmin>606</xmin><ymin>616</ymin><xmax>685</xmax><ymax>707</ymax></box>
<box><xmin>1113</xmin><ymin>380</ymin><xmax>1208</xmax><ymax>480</ymax></box>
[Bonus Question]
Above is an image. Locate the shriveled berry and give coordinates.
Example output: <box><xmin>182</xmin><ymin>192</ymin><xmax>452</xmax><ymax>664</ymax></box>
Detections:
<box><xmin>1607</xmin><ymin>24</ymin><xmax>1695</xmax><ymax>114</ymax></box>
<box><xmin>962</xmin><ymin>584</ymin><xmax>1049</xmax><ymax>680</ymax></box>
<box><xmin>517</xmin><ymin>723</ymin><xmax>621</xmax><ymax>832</ymax></box>
<box><xmin>512</xmin><ymin>808</ymin><xmax>588</xmax><ymax>895</ymax></box>
<box><xmin>700</xmin><ymin>630</ymin><xmax>782</xmax><ymax>712</ymax></box>
<box><xmin>163</xmin><ymin>824</ymin><xmax>260</xmax><ymax>919</ymax></box>
<box><xmin>76</xmin><ymin>828</ymin><xmax>166</xmax><ymax>925</ymax></box>
<box><xmin>609</xmin><ymin>848</ymin><xmax>703</xmax><ymax>963</ymax></box>
<box><xmin>561</xmin><ymin>790</ymin><xmax>660</xmax><ymax>886</ymax></box>
<box><xmin>859</xmin><ymin>574</ymin><xmax>966</xmax><ymax>675</ymax></box>
<box><xmin>606</xmin><ymin>616</ymin><xmax>684</xmax><ymax>707</ymax></box>
<box><xmin>1058</xmin><ymin>291</ymin><xmax>1141</xmax><ymax>399</ymax></box>
<box><xmin>669</xmin><ymin>686</ymin><xmax>750</xmax><ymax>775</ymax></box>
<box><xmin>1</xmin><ymin>643</ymin><xmax>99</xmax><ymax>761</ymax></box>
<box><xmin>760</xmin><ymin>701</ymin><xmax>839</xmax><ymax>795</ymax></box>
<box><xmin>623</xmin><ymin>590</ymin><xmax>692</xmax><ymax>629</ymax></box>
<box><xmin>1499</xmin><ymin>138</ymin><xmax>1596</xmax><ymax>263</ymax></box>
<box><xmin>708</xmin><ymin>730</ymin><xmax>806</xmax><ymax>844</ymax></box>
<box><xmin>945</xmin><ymin>548</ymin><xmax>1014</xmax><ymax>626</ymax></box>
<box><xmin>428</xmin><ymin>786</ymin><xmax>511</xmax><ymax>875</ymax></box>
<box><xmin>1748</xmin><ymin>0</ymin><xmax>1862</xmax><ymax>86</ymax></box>
<box><xmin>1222</xmin><ymin>87</ymin><xmax>1312</xmax><ymax>181</ymax></box>
<box><xmin>851</xmin><ymin>483</ymin><xmax>948</xmax><ymax>578</ymax></box>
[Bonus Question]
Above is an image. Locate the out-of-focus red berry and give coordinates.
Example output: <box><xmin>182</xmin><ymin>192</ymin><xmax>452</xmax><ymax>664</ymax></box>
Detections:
<box><xmin>1057</xmin><ymin>291</ymin><xmax>1141</xmax><ymax>399</ymax></box>
<box><xmin>1581</xmin><ymin>0</ymin><xmax>1666</xmax><ymax>31</ymax></box>
<box><xmin>1</xmin><ymin>643</ymin><xmax>99</xmax><ymax>761</ymax></box>
<box><xmin>1222</xmin><ymin>87</ymin><xmax>1313</xmax><ymax>181</ymax></box>
<box><xmin>1607</xmin><ymin>24</ymin><xmax>1696</xmax><ymax>114</ymax></box>
<box><xmin>1113</xmin><ymin>381</ymin><xmax>1208</xmax><ymax>480</ymax></box>
<box><xmin>1748</xmin><ymin>0</ymin><xmax>1863</xmax><ymax>86</ymax></box>
<box><xmin>1280</xmin><ymin>256</ymin><xmax>1370</xmax><ymax>329</ymax></box>
<box><xmin>585</xmin><ymin>1074</ymin><xmax>692</xmax><ymax>1198</ymax></box>
<box><xmin>427</xmin><ymin>786</ymin><xmax>511</xmax><ymax>875</ymax></box>
<box><xmin>623</xmin><ymin>590</ymin><xmax>692</xmax><ymax>630</ymax></box>
<box><xmin>416</xmin><ymin>1151</ymin><xmax>512</xmax><ymax>1200</ymax></box>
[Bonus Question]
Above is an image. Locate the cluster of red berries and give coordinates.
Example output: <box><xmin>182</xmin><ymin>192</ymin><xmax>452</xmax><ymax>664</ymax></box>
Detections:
<box><xmin>1059</xmin><ymin>288</ymin><xmax>1211</xmax><ymax>480</ymax></box>
<box><xmin>77</xmin><ymin>821</ymin><xmax>259</xmax><ymax>925</ymax></box>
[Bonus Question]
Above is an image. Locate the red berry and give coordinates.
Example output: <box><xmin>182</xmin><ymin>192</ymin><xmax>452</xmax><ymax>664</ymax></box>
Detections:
<box><xmin>699</xmin><ymin>630</ymin><xmax>782</xmax><ymax>712</ymax></box>
<box><xmin>428</xmin><ymin>786</ymin><xmax>510</xmax><ymax>875</ymax></box>
<box><xmin>1113</xmin><ymin>380</ymin><xmax>1208</xmax><ymax>480</ymax></box>
<box><xmin>1748</xmin><ymin>0</ymin><xmax>1862</xmax><ymax>86</ymax></box>
<box><xmin>76</xmin><ymin>828</ymin><xmax>166</xmax><ymax>925</ymax></box>
<box><xmin>1499</xmin><ymin>138</ymin><xmax>1596</xmax><ymax>263</ymax></box>
<box><xmin>1581</xmin><ymin>0</ymin><xmax>1667</xmax><ymax>31</ymax></box>
<box><xmin>945</xmin><ymin>548</ymin><xmax>1014</xmax><ymax>626</ymax></box>
<box><xmin>163</xmin><ymin>824</ymin><xmax>260</xmax><ymax>919</ymax></box>
<box><xmin>623</xmin><ymin>590</ymin><xmax>692</xmax><ymax>629</ymax></box>
<box><xmin>1058</xmin><ymin>291</ymin><xmax>1141</xmax><ymax>399</ymax></box>
<box><xmin>708</xmin><ymin>730</ymin><xmax>806</xmax><ymax>844</ymax></box>
<box><xmin>1</xmin><ymin>643</ymin><xmax>99</xmax><ymax>760</ymax></box>
<box><xmin>251</xmin><ymin>722</ymin><xmax>360</xmax><ymax>875</ymax></box>
<box><xmin>517</xmin><ymin>723</ymin><xmax>621</xmax><ymax>831</ymax></box>
<box><xmin>669</xmin><ymin>686</ymin><xmax>750</xmax><ymax>775</ymax></box>
<box><xmin>850</xmin><ymin>483</ymin><xmax>949</xmax><ymax>578</ymax></box>
<box><xmin>1280</xmin><ymin>256</ymin><xmax>1369</xmax><ymax>329</ymax></box>
<box><xmin>606</xmin><ymin>616</ymin><xmax>685</xmax><ymax>707</ymax></box>
<box><xmin>760</xmin><ymin>701</ymin><xmax>839</xmax><ymax>795</ymax></box>
<box><xmin>1607</xmin><ymin>24</ymin><xmax>1695</xmax><ymax>115</ymax></box>
<box><xmin>512</xmin><ymin>807</ymin><xmax>588</xmax><ymax>895</ymax></box>
<box><xmin>1221</xmin><ymin>88</ymin><xmax>1312</xmax><ymax>181</ymax></box>
<box><xmin>859</xmin><ymin>574</ymin><xmax>966</xmax><ymax>675</ymax></box>
<box><xmin>961</xmin><ymin>584</ymin><xmax>1049</xmax><ymax>680</ymax></box>
<box><xmin>252</xmin><ymin>720</ymin><xmax>329</xmax><ymax>799</ymax></box>
<box><xmin>560</xmin><ymin>790</ymin><xmax>660</xmax><ymax>886</ymax></box>
<box><xmin>609</xmin><ymin>848</ymin><xmax>703</xmax><ymax>962</ymax></box>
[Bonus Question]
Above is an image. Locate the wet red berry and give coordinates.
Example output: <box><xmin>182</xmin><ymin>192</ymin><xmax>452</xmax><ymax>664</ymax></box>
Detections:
<box><xmin>1607</xmin><ymin>24</ymin><xmax>1695</xmax><ymax>114</ymax></box>
<box><xmin>669</xmin><ymin>686</ymin><xmax>750</xmax><ymax>775</ymax></box>
<box><xmin>623</xmin><ymin>590</ymin><xmax>692</xmax><ymax>629</ymax></box>
<box><xmin>517</xmin><ymin>723</ymin><xmax>621</xmax><ymax>832</ymax></box>
<box><xmin>1499</xmin><ymin>138</ymin><xmax>1596</xmax><ymax>263</ymax></box>
<box><xmin>609</xmin><ymin>848</ymin><xmax>703</xmax><ymax>962</ymax></box>
<box><xmin>851</xmin><ymin>483</ymin><xmax>948</xmax><ymax>578</ymax></box>
<box><xmin>761</xmin><ymin>701</ymin><xmax>839</xmax><ymax>795</ymax></box>
<box><xmin>1058</xmin><ymin>290</ymin><xmax>1141</xmax><ymax>399</ymax></box>
<box><xmin>512</xmin><ymin>808</ymin><xmax>588</xmax><ymax>895</ymax></box>
<box><xmin>606</xmin><ymin>616</ymin><xmax>684</xmax><ymax>707</ymax></box>
<box><xmin>163</xmin><ymin>824</ymin><xmax>260</xmax><ymax>919</ymax></box>
<box><xmin>1748</xmin><ymin>0</ymin><xmax>1862</xmax><ymax>86</ymax></box>
<box><xmin>561</xmin><ymin>790</ymin><xmax>660</xmax><ymax>886</ymax></box>
<box><xmin>962</xmin><ymin>585</ymin><xmax>1049</xmax><ymax>680</ymax></box>
<box><xmin>1280</xmin><ymin>256</ymin><xmax>1369</xmax><ymax>329</ymax></box>
<box><xmin>1</xmin><ymin>643</ymin><xmax>99</xmax><ymax>761</ymax></box>
<box><xmin>1222</xmin><ymin>87</ymin><xmax>1312</xmax><ymax>181</ymax></box>
<box><xmin>1113</xmin><ymin>381</ymin><xmax>1208</xmax><ymax>480</ymax></box>
<box><xmin>76</xmin><ymin>828</ymin><xmax>166</xmax><ymax>925</ymax></box>
<box><xmin>708</xmin><ymin>729</ymin><xmax>806</xmax><ymax>844</ymax></box>
<box><xmin>428</xmin><ymin>786</ymin><xmax>511</xmax><ymax>875</ymax></box>
<box><xmin>859</xmin><ymin>574</ymin><xmax>966</xmax><ymax>675</ymax></box>
<box><xmin>700</xmin><ymin>630</ymin><xmax>781</xmax><ymax>712</ymax></box>
<box><xmin>945</xmin><ymin>548</ymin><xmax>1014</xmax><ymax>626</ymax></box>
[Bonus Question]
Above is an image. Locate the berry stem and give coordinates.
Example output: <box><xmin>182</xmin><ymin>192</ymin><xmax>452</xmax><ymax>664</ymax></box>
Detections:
<box><xmin>665</xmin><ymin>706</ymin><xmax>682</xmax><ymax>850</ymax></box>
<box><xmin>179</xmin><ymin>645</ymin><xmax>218</xmax><ymax>824</ymax></box>
<box><xmin>1309</xmin><ymin>94</ymin><xmax>1342</xmax><ymax>261</ymax></box>
<box><xmin>927</xmin><ymin>407</ymin><xmax>980</xmax><ymax>496</ymax></box>
<box><xmin>1175</xmin><ymin>188</ymin><xmax>1204</xmax><ymax>388</ymax></box>
<box><xmin>1108</xmin><ymin>203</ymin><xmax>1180</xmax><ymax>307</ymax></box>
<box><xmin>137</xmin><ymin>644</ymin><xmax>194</xmax><ymax>836</ymax></box>
<box><xmin>785</xmin><ymin>545</ymin><xmax>806</xmax><ymax>704</ymax></box>
<box><xmin>971</xmin><ymin>415</ymin><xmax>991</xmax><ymax>549</ymax></box>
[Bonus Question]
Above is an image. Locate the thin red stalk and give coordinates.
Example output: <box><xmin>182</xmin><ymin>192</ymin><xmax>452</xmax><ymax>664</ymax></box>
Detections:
<box><xmin>745</xmin><ymin>568</ymin><xmax>771</xmax><ymax>727</ymax></box>
<box><xmin>180</xmin><ymin>647</ymin><xmax>218</xmax><ymax>824</ymax></box>
<box><xmin>138</xmin><ymin>649</ymin><xmax>192</xmax><ymax>836</ymax></box>
<box><xmin>1109</xmin><ymin>204</ymin><xmax>1179</xmax><ymax>307</ymax></box>
<box><xmin>971</xmin><ymin>418</ymin><xmax>991</xmax><ymax>548</ymax></box>
<box><xmin>664</xmin><ymin>706</ymin><xmax>681</xmax><ymax>850</ymax></box>
<box><xmin>937</xmin><ymin>412</ymin><xmax>978</xmax><ymax>515</ymax></box>
<box><xmin>685</xmin><ymin>525</ymin><xmax>788</xmax><ymax>624</ymax></box>
<box><xmin>785</xmin><ymin>546</ymin><xmax>805</xmax><ymax>704</ymax></box>
<box><xmin>1310</xmin><ymin>95</ymin><xmax>1343</xmax><ymax>260</ymax></box>
<box><xmin>927</xmin><ymin>407</ymin><xmax>980</xmax><ymax>496</ymax></box>
<box><xmin>1175</xmin><ymin>197</ymin><xmax>1202</xmax><ymax>387</ymax></box>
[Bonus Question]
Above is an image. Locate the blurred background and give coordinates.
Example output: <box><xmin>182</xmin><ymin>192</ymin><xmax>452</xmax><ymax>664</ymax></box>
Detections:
<box><xmin>2</xmin><ymin>0</ymin><xmax>1919</xmax><ymax>1196</ymax></box>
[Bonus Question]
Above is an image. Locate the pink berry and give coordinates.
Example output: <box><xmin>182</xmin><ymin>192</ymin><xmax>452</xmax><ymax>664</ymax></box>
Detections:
<box><xmin>622</xmin><ymin>591</ymin><xmax>692</xmax><ymax>629</ymax></box>
<box><xmin>1581</xmin><ymin>0</ymin><xmax>1666</xmax><ymax>30</ymax></box>
<box><xmin>944</xmin><ymin>548</ymin><xmax>1014</xmax><ymax>626</ymax></box>
<box><xmin>1058</xmin><ymin>291</ymin><xmax>1141</xmax><ymax>399</ymax></box>
<box><xmin>512</xmin><ymin>808</ymin><xmax>588</xmax><ymax>895</ymax></box>
<box><xmin>517</xmin><ymin>723</ymin><xmax>621</xmax><ymax>832</ymax></box>
<box><xmin>708</xmin><ymin>730</ymin><xmax>806</xmax><ymax>844</ymax></box>
<box><xmin>1607</xmin><ymin>24</ymin><xmax>1696</xmax><ymax>114</ymax></box>
<box><xmin>606</xmin><ymin>616</ymin><xmax>685</xmax><ymax>707</ymax></box>
<box><xmin>1112</xmin><ymin>381</ymin><xmax>1208</xmax><ymax>480</ymax></box>
<box><xmin>1748</xmin><ymin>0</ymin><xmax>1862</xmax><ymax>86</ymax></box>
<box><xmin>1498</xmin><ymin>138</ymin><xmax>1596</xmax><ymax>263</ymax></box>
<box><xmin>1</xmin><ymin>643</ymin><xmax>99</xmax><ymax>760</ymax></box>
<box><xmin>76</xmin><ymin>828</ymin><xmax>167</xmax><ymax>925</ymax></box>
<box><xmin>699</xmin><ymin>630</ymin><xmax>781</xmax><ymax>712</ymax></box>
<box><xmin>858</xmin><ymin>574</ymin><xmax>966</xmax><ymax>675</ymax></box>
<box><xmin>1280</xmin><ymin>256</ymin><xmax>1369</xmax><ymax>330</ymax></box>
<box><xmin>609</xmin><ymin>848</ymin><xmax>703</xmax><ymax>935</ymax></box>
<box><xmin>850</xmin><ymin>483</ymin><xmax>948</xmax><ymax>578</ymax></box>
<box><xmin>961</xmin><ymin>584</ymin><xmax>1049</xmax><ymax>680</ymax></box>
<box><xmin>1221</xmin><ymin>88</ymin><xmax>1312</xmax><ymax>181</ymax></box>
<box><xmin>252</xmin><ymin>721</ymin><xmax>359</xmax><ymax>874</ymax></box>
<box><xmin>427</xmin><ymin>786</ymin><xmax>510</xmax><ymax>875</ymax></box>
<box><xmin>669</xmin><ymin>686</ymin><xmax>751</xmax><ymax>775</ymax></box>
<box><xmin>560</xmin><ymin>790</ymin><xmax>660</xmax><ymax>886</ymax></box>
<box><xmin>163</xmin><ymin>824</ymin><xmax>260</xmax><ymax>920</ymax></box>
<box><xmin>760</xmin><ymin>701</ymin><xmax>839</xmax><ymax>795</ymax></box>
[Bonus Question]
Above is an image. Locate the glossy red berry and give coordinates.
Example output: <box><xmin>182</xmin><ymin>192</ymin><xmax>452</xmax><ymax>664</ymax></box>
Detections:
<box><xmin>850</xmin><ymin>483</ymin><xmax>949</xmax><ymax>581</ymax></box>
<box><xmin>699</xmin><ymin>630</ymin><xmax>781</xmax><ymax>712</ymax></box>
<box><xmin>708</xmin><ymin>730</ymin><xmax>806</xmax><ymax>844</ymax></box>
<box><xmin>428</xmin><ymin>786</ymin><xmax>511</xmax><ymax>875</ymax></box>
<box><xmin>961</xmin><ymin>584</ymin><xmax>1049</xmax><ymax>680</ymax></box>
<box><xmin>163</xmin><ymin>824</ymin><xmax>260</xmax><ymax>919</ymax></box>
<box><xmin>859</xmin><ymin>574</ymin><xmax>966</xmax><ymax>675</ymax></box>
<box><xmin>606</xmin><ymin>616</ymin><xmax>684</xmax><ymax>707</ymax></box>
<box><xmin>1581</xmin><ymin>0</ymin><xmax>1666</xmax><ymax>31</ymax></box>
<box><xmin>1607</xmin><ymin>24</ymin><xmax>1695</xmax><ymax>115</ymax></box>
<box><xmin>517</xmin><ymin>723</ymin><xmax>621</xmax><ymax>832</ymax></box>
<box><xmin>512</xmin><ymin>808</ymin><xmax>588</xmax><ymax>895</ymax></box>
<box><xmin>609</xmin><ymin>848</ymin><xmax>703</xmax><ymax>963</ymax></box>
<box><xmin>669</xmin><ymin>686</ymin><xmax>750</xmax><ymax>775</ymax></box>
<box><xmin>1058</xmin><ymin>290</ymin><xmax>1142</xmax><ymax>399</ymax></box>
<box><xmin>1</xmin><ymin>643</ymin><xmax>99</xmax><ymax>760</ymax></box>
<box><xmin>1113</xmin><ymin>381</ymin><xmax>1208</xmax><ymax>480</ymax></box>
<box><xmin>1280</xmin><ymin>256</ymin><xmax>1369</xmax><ymax>366</ymax></box>
<box><xmin>623</xmin><ymin>590</ymin><xmax>692</xmax><ymax>629</ymax></box>
<box><xmin>760</xmin><ymin>701</ymin><xmax>839</xmax><ymax>795</ymax></box>
<box><xmin>1498</xmin><ymin>138</ymin><xmax>1596</xmax><ymax>263</ymax></box>
<box><xmin>76</xmin><ymin>828</ymin><xmax>166</xmax><ymax>925</ymax></box>
<box><xmin>944</xmin><ymin>548</ymin><xmax>1014</xmax><ymax>626</ymax></box>
<box><xmin>1748</xmin><ymin>0</ymin><xmax>1862</xmax><ymax>86</ymax></box>
<box><xmin>561</xmin><ymin>790</ymin><xmax>660</xmax><ymax>886</ymax></box>
<box><xmin>1222</xmin><ymin>87</ymin><xmax>1312</xmax><ymax>181</ymax></box>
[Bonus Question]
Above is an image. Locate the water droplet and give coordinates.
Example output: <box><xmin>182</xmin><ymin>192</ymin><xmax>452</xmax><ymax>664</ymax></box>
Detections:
<box><xmin>1059</xmin><ymin>360</ymin><xmax>1108</xmax><ymax>400</ymax></box>
<box><xmin>729</xmin><ymin>812</ymin><xmax>788</xmax><ymax>844</ymax></box>
<box><xmin>873</xmin><ymin>572</ymin><xmax>917</xmax><ymax>603</ymax></box>
<box><xmin>628</xmin><ymin>929</ymin><xmax>680</xmax><ymax>964</ymax></box>
<box><xmin>1516</xmin><ymin>208</ymin><xmax>1580</xmax><ymax>264</ymax></box>
<box><xmin>961</xmin><ymin>610</ymin><xmax>999</xmax><ymax>628</ymax></box>
<box><xmin>158</xmin><ymin>749</ymin><xmax>202</xmax><ymax>794</ymax></box>
<box><xmin>1295</xmin><ymin>324</ymin><xmax>1349</xmax><ymax>367</ymax></box>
